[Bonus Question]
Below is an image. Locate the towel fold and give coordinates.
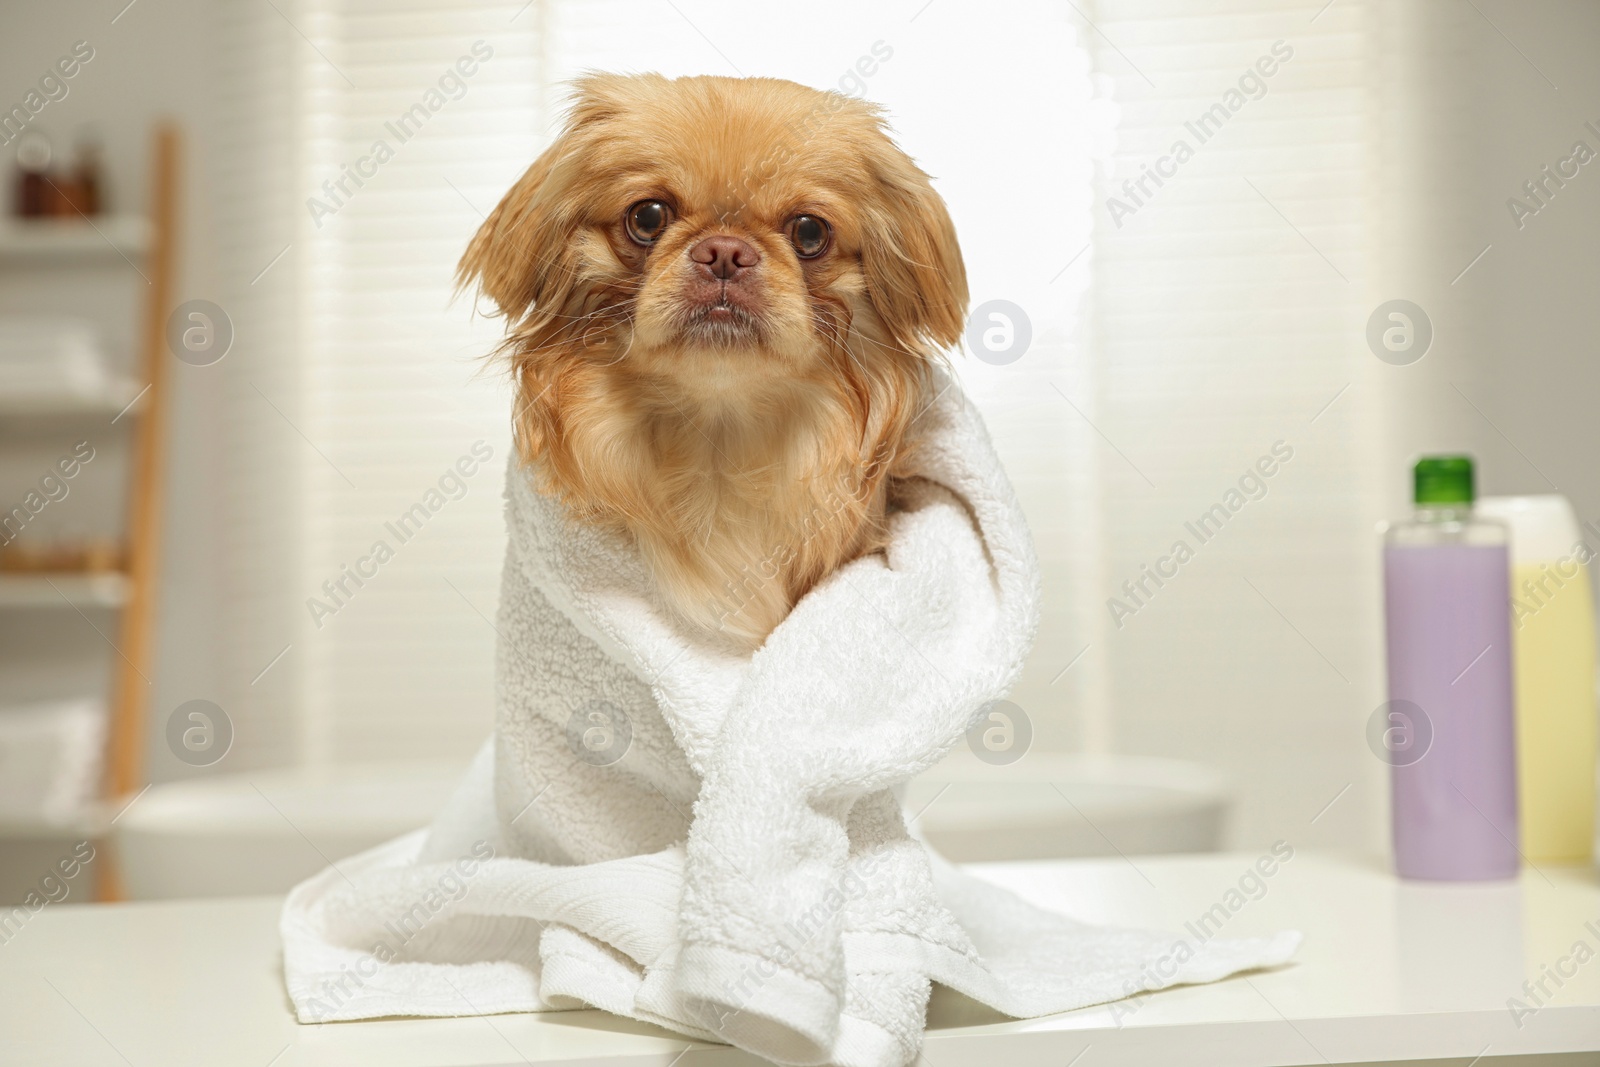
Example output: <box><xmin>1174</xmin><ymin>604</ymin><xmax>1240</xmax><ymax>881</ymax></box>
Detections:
<box><xmin>281</xmin><ymin>378</ymin><xmax>1300</xmax><ymax>1066</ymax></box>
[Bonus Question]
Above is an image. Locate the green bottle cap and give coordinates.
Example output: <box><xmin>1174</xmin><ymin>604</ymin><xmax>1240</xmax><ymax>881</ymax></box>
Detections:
<box><xmin>1414</xmin><ymin>455</ymin><xmax>1475</xmax><ymax>505</ymax></box>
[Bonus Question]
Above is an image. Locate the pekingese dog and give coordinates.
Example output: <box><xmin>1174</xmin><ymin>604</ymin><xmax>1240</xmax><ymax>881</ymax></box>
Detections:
<box><xmin>458</xmin><ymin>74</ymin><xmax>967</xmax><ymax>647</ymax></box>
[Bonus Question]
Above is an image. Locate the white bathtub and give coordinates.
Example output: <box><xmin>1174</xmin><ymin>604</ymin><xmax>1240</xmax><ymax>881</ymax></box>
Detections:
<box><xmin>113</xmin><ymin>762</ymin><xmax>465</xmax><ymax>900</ymax></box>
<box><xmin>907</xmin><ymin>751</ymin><xmax>1231</xmax><ymax>862</ymax></box>
<box><xmin>113</xmin><ymin>753</ymin><xmax>1230</xmax><ymax>899</ymax></box>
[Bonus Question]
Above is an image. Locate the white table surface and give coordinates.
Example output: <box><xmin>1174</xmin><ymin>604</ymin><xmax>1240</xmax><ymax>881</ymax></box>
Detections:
<box><xmin>3</xmin><ymin>852</ymin><xmax>1597</xmax><ymax>1067</ymax></box>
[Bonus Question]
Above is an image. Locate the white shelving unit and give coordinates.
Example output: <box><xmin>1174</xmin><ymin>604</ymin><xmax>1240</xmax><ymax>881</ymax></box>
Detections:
<box><xmin>0</xmin><ymin>223</ymin><xmax>148</xmax><ymax>608</ymax></box>
<box><xmin>0</xmin><ymin>215</ymin><xmax>152</xmax><ymax>261</ymax></box>
<box><xmin>0</xmin><ymin>573</ymin><xmax>131</xmax><ymax>609</ymax></box>
<box><xmin>0</xmin><ymin>379</ymin><xmax>146</xmax><ymax>420</ymax></box>
<box><xmin>0</xmin><ymin>130</ymin><xmax>178</xmax><ymax>903</ymax></box>
<box><xmin>0</xmin><ymin>220</ymin><xmax>146</xmax><ymax>892</ymax></box>
<box><xmin>0</xmin><ymin>807</ymin><xmax>111</xmax><ymax>842</ymax></box>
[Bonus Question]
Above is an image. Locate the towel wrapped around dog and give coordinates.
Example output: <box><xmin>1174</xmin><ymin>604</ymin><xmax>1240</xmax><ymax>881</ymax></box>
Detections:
<box><xmin>280</xmin><ymin>381</ymin><xmax>1300</xmax><ymax>1067</ymax></box>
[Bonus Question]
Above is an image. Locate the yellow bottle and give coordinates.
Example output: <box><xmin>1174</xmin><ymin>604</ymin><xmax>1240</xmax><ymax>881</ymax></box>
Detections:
<box><xmin>1480</xmin><ymin>496</ymin><xmax>1597</xmax><ymax>864</ymax></box>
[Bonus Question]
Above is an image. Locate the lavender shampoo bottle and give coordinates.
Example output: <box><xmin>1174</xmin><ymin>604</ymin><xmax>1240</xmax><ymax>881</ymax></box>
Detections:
<box><xmin>1382</xmin><ymin>456</ymin><xmax>1520</xmax><ymax>880</ymax></box>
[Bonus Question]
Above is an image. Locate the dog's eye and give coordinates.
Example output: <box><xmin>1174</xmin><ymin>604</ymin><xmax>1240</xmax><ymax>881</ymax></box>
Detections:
<box><xmin>789</xmin><ymin>215</ymin><xmax>830</xmax><ymax>259</ymax></box>
<box><xmin>625</xmin><ymin>200</ymin><xmax>671</xmax><ymax>245</ymax></box>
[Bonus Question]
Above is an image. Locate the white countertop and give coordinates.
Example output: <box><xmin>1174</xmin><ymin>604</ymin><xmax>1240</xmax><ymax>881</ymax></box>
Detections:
<box><xmin>3</xmin><ymin>852</ymin><xmax>1597</xmax><ymax>1066</ymax></box>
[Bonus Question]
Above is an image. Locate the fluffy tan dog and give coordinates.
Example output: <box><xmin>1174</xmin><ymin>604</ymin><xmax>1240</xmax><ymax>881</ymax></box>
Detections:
<box><xmin>458</xmin><ymin>74</ymin><xmax>967</xmax><ymax>647</ymax></box>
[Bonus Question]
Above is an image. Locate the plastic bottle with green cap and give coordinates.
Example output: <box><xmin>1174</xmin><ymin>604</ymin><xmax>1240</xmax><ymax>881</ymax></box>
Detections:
<box><xmin>1382</xmin><ymin>454</ymin><xmax>1520</xmax><ymax>880</ymax></box>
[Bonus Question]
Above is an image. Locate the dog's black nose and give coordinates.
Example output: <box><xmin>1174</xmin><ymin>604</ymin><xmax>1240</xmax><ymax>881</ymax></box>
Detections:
<box><xmin>689</xmin><ymin>236</ymin><xmax>761</xmax><ymax>281</ymax></box>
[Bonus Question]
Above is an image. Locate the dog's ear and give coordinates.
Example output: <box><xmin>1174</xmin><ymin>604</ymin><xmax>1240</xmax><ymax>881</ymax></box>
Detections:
<box><xmin>859</xmin><ymin>151</ymin><xmax>969</xmax><ymax>357</ymax></box>
<box><xmin>455</xmin><ymin>147</ymin><xmax>565</xmax><ymax>326</ymax></box>
<box><xmin>455</xmin><ymin>74</ymin><xmax>635</xmax><ymax>326</ymax></box>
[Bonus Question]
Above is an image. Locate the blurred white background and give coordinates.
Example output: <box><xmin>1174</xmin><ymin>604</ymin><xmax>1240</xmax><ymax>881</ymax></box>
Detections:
<box><xmin>2</xmin><ymin>0</ymin><xmax>1599</xmax><ymax>893</ymax></box>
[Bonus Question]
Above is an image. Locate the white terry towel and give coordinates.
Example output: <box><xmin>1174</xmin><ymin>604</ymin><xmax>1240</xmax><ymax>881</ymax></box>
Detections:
<box><xmin>281</xmin><ymin>380</ymin><xmax>1300</xmax><ymax>1067</ymax></box>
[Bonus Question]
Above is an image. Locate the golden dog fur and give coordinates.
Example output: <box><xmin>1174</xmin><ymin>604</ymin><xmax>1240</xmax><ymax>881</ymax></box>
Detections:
<box><xmin>458</xmin><ymin>74</ymin><xmax>967</xmax><ymax>646</ymax></box>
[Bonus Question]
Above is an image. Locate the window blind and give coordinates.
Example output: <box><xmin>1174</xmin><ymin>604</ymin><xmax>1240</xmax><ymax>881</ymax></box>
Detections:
<box><xmin>1085</xmin><ymin>0</ymin><xmax>1384</xmax><ymax>849</ymax></box>
<box><xmin>217</xmin><ymin>0</ymin><xmax>536</xmax><ymax>767</ymax></box>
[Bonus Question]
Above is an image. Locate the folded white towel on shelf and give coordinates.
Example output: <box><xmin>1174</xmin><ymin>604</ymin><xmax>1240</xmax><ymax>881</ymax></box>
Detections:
<box><xmin>0</xmin><ymin>316</ymin><xmax>109</xmax><ymax>396</ymax></box>
<box><xmin>280</xmin><ymin>379</ymin><xmax>1300</xmax><ymax>1067</ymax></box>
